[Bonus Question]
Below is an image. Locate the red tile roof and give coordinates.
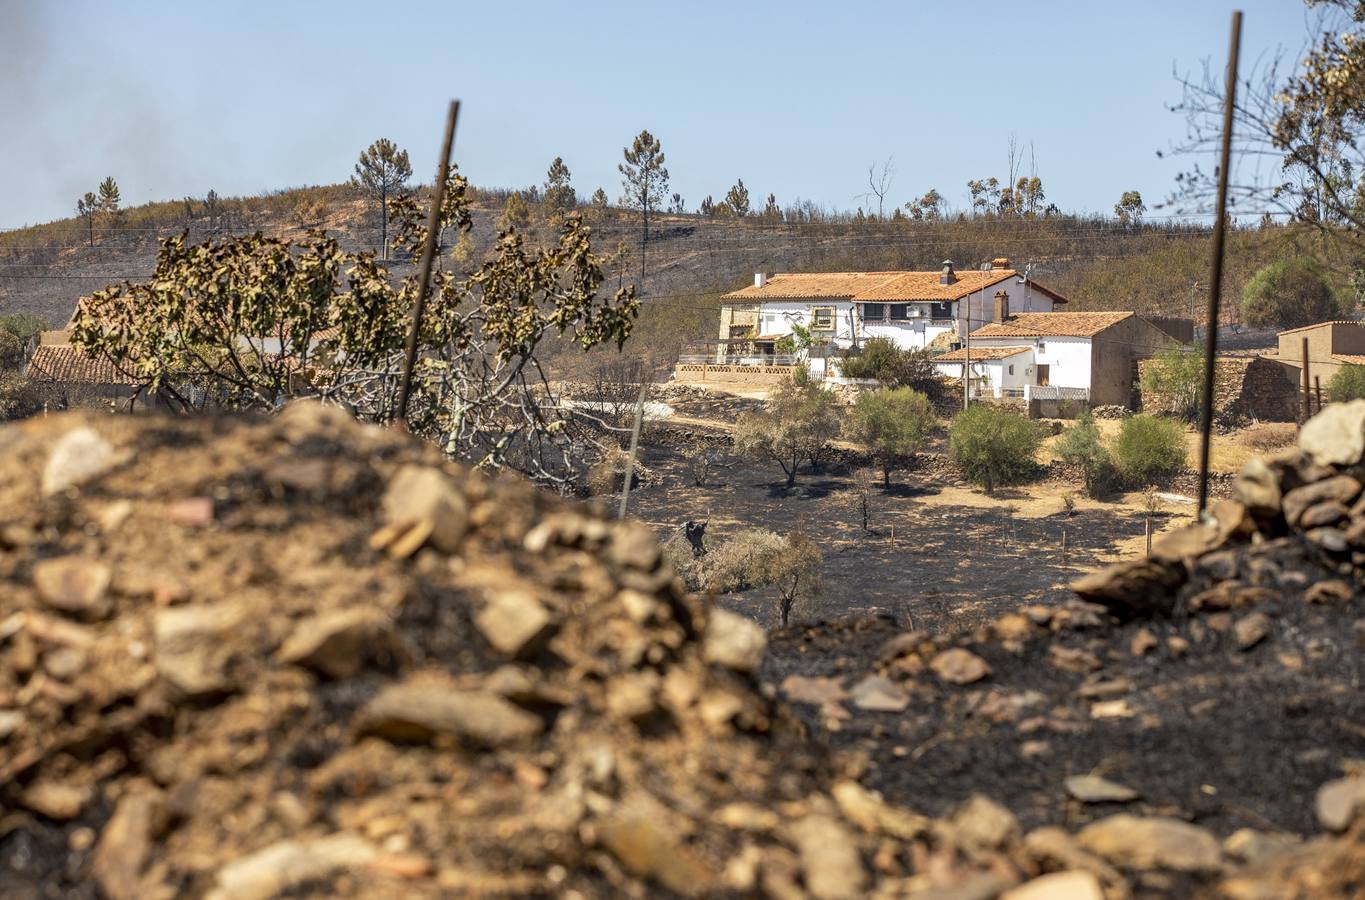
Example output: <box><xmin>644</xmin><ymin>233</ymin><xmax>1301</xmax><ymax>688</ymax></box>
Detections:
<box><xmin>852</xmin><ymin>269</ymin><xmax>1018</xmax><ymax>302</ymax></box>
<box><xmin>724</xmin><ymin>272</ymin><xmax>906</xmax><ymax>300</ymax></box>
<box><xmin>970</xmin><ymin>311</ymin><xmax>1134</xmax><ymax>339</ymax></box>
<box><xmin>1332</xmin><ymin>354</ymin><xmax>1365</xmax><ymax>366</ymax></box>
<box><xmin>934</xmin><ymin>345</ymin><xmax>1032</xmax><ymax>362</ymax></box>
<box><xmin>26</xmin><ymin>345</ymin><xmax>140</xmax><ymax>386</ymax></box>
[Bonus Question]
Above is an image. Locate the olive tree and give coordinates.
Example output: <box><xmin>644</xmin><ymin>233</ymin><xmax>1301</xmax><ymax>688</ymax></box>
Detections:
<box><xmin>733</xmin><ymin>379</ymin><xmax>842</xmax><ymax>487</ymax></box>
<box><xmin>846</xmin><ymin>387</ymin><xmax>935</xmax><ymax>485</ymax></box>
<box><xmin>948</xmin><ymin>404</ymin><xmax>1043</xmax><ymax>493</ymax></box>
<box><xmin>71</xmin><ymin>167</ymin><xmax>639</xmax><ymax>490</ymax></box>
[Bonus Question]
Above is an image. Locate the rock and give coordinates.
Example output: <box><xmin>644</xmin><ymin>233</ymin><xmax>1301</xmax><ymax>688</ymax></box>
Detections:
<box><xmin>167</xmin><ymin>497</ymin><xmax>215</xmax><ymax>527</ymax></box>
<box><xmin>367</xmin><ymin>853</ymin><xmax>432</xmax><ymax>879</ymax></box>
<box><xmin>356</xmin><ymin>679</ymin><xmax>543</xmax><ymax>748</ymax></box>
<box><xmin>1305</xmin><ymin>579</ymin><xmax>1353</xmax><ymax>604</ymax></box>
<box><xmin>606</xmin><ymin>523</ymin><xmax>663</xmax><ymax>572</ymax></box>
<box><xmin>598</xmin><ymin>818</ymin><xmax>715</xmax><ymax>897</ymax></box>
<box><xmin>830</xmin><ymin>780</ymin><xmax>928</xmax><ymax>839</ymax></box>
<box><xmin>1305</xmin><ymin>526</ymin><xmax>1349</xmax><ymax>553</ymax></box>
<box><xmin>950</xmin><ymin>794</ymin><xmax>1019</xmax><ymax>851</ymax></box>
<box><xmin>1064</xmin><ymin>774</ymin><xmax>1138</xmax><ymax>803</ymax></box>
<box><xmin>848</xmin><ymin>675</ymin><xmax>910</xmax><ymax>712</ymax></box>
<box><xmin>153</xmin><ymin>602</ymin><xmax>247</xmax><ymax>697</ymax></box>
<box><xmin>1023</xmin><ymin>826</ymin><xmax>1123</xmax><ymax>886</ymax></box>
<box><xmin>1299</xmin><ymin>399</ymin><xmax>1365</xmax><ymax>468</ymax></box>
<box><xmin>1282</xmin><ymin>476</ymin><xmax>1363</xmax><ymax>526</ymax></box>
<box><xmin>1222</xmin><ymin>828</ymin><xmax>1300</xmax><ymax>864</ymax></box>
<box><xmin>92</xmin><ymin>789</ymin><xmax>164</xmax><ymax>900</ymax></box>
<box><xmin>1001</xmin><ymin>870</ymin><xmax>1104</xmax><ymax>900</ymax></box>
<box><xmin>930</xmin><ymin>648</ymin><xmax>992</xmax><ymax>684</ymax></box>
<box><xmin>207</xmin><ymin>833</ymin><xmax>378</xmax><ymax>900</ymax></box>
<box><xmin>1298</xmin><ymin>500</ymin><xmax>1349</xmax><ymax>529</ymax></box>
<box><xmin>42</xmin><ymin>646</ymin><xmax>87</xmax><ymax>680</ymax></box>
<box><xmin>1047</xmin><ymin>645</ymin><xmax>1103</xmax><ymax>674</ymax></box>
<box><xmin>1076</xmin><ymin>814</ymin><xmax>1222</xmax><ymax>872</ymax></box>
<box><xmin>788</xmin><ymin>813</ymin><xmax>867</xmax><ymax>899</ymax></box>
<box><xmin>32</xmin><ymin>556</ymin><xmax>112</xmax><ymax>619</ymax></box>
<box><xmin>1234</xmin><ymin>612</ymin><xmax>1271</xmax><ymax>650</ymax></box>
<box><xmin>703</xmin><ymin>609</ymin><xmax>767</xmax><ymax>673</ymax></box>
<box><xmin>1315</xmin><ymin>776</ymin><xmax>1365</xmax><ymax>832</ymax></box>
<box><xmin>379</xmin><ymin>465</ymin><xmax>469</xmax><ymax>554</ymax></box>
<box><xmin>277</xmin><ymin>608</ymin><xmax>394</xmax><ymax>679</ymax></box>
<box><xmin>21</xmin><ymin>781</ymin><xmax>90</xmax><ymax>820</ymax></box>
<box><xmin>1130</xmin><ymin>628</ymin><xmax>1158</xmax><ymax>656</ymax></box>
<box><xmin>42</xmin><ymin>426</ymin><xmax>115</xmax><ymax>495</ymax></box>
<box><xmin>1071</xmin><ymin>556</ymin><xmax>1184</xmax><ymax>619</ymax></box>
<box><xmin>0</xmin><ymin>709</ymin><xmax>24</xmax><ymax>739</ymax></box>
<box><xmin>1233</xmin><ymin>458</ymin><xmax>1282</xmax><ymax>516</ymax></box>
<box><xmin>473</xmin><ymin>590</ymin><xmax>555</xmax><ymax>658</ymax></box>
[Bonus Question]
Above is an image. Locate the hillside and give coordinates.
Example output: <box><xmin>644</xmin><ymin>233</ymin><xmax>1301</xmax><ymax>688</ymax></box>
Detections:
<box><xmin>0</xmin><ymin>183</ymin><xmax>1340</xmax><ymax>373</ymax></box>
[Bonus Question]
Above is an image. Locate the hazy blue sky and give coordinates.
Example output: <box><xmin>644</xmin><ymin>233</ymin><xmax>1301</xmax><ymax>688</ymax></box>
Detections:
<box><xmin>1</xmin><ymin>0</ymin><xmax>1319</xmax><ymax>228</ymax></box>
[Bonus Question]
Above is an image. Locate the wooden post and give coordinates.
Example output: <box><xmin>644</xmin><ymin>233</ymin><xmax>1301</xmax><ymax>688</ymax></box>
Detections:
<box><xmin>1145</xmin><ymin>517</ymin><xmax>1152</xmax><ymax>554</ymax></box>
<box><xmin>1195</xmin><ymin>10</ymin><xmax>1242</xmax><ymax>519</ymax></box>
<box><xmin>617</xmin><ymin>380</ymin><xmax>649</xmax><ymax>521</ymax></box>
<box><xmin>396</xmin><ymin>100</ymin><xmax>460</xmax><ymax>425</ymax></box>
<box><xmin>890</xmin><ymin>524</ymin><xmax>895</xmax><ymax>547</ymax></box>
<box><xmin>1315</xmin><ymin>375</ymin><xmax>1323</xmax><ymax>414</ymax></box>
<box><xmin>1061</xmin><ymin>528</ymin><xmax>1067</xmax><ymax>554</ymax></box>
<box><xmin>1301</xmin><ymin>336</ymin><xmax>1312</xmax><ymax>424</ymax></box>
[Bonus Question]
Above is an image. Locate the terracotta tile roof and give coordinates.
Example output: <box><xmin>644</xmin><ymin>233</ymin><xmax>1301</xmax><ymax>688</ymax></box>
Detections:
<box><xmin>26</xmin><ymin>345</ymin><xmax>140</xmax><ymax>386</ymax></box>
<box><xmin>970</xmin><ymin>311</ymin><xmax>1134</xmax><ymax>338</ymax></box>
<box><xmin>852</xmin><ymin>269</ymin><xmax>1017</xmax><ymax>302</ymax></box>
<box><xmin>934</xmin><ymin>345</ymin><xmax>1032</xmax><ymax>362</ymax></box>
<box><xmin>1332</xmin><ymin>354</ymin><xmax>1365</xmax><ymax>366</ymax></box>
<box><xmin>724</xmin><ymin>272</ymin><xmax>904</xmax><ymax>300</ymax></box>
<box><xmin>1277</xmin><ymin>320</ymin><xmax>1364</xmax><ymax>337</ymax></box>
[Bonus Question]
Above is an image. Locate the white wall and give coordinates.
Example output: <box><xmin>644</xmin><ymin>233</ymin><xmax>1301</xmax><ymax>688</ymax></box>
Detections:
<box><xmin>757</xmin><ymin>301</ymin><xmax>857</xmax><ymax>345</ymax></box>
<box><xmin>959</xmin><ymin>278</ymin><xmax>1058</xmax><ymax>336</ymax></box>
<box><xmin>969</xmin><ymin>335</ymin><xmax>1092</xmax><ymax>391</ymax></box>
<box><xmin>933</xmin><ymin>350</ymin><xmax>1033</xmax><ymax>398</ymax></box>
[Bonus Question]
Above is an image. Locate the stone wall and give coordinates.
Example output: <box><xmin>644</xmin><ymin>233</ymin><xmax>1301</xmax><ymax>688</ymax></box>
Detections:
<box><xmin>1138</xmin><ymin>356</ymin><xmax>1300</xmax><ymax>422</ymax></box>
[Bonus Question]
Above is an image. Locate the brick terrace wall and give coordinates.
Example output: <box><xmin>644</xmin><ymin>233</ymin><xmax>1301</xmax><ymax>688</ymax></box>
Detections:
<box><xmin>672</xmin><ymin>363</ymin><xmax>798</xmax><ymax>385</ymax></box>
<box><xmin>1137</xmin><ymin>356</ymin><xmax>1299</xmax><ymax>422</ymax></box>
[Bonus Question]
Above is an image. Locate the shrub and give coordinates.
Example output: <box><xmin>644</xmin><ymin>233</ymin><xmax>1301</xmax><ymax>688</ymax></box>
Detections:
<box><xmin>585</xmin><ymin>446</ymin><xmax>651</xmax><ymax>497</ymax></box>
<box><xmin>1056</xmin><ymin>411</ymin><xmax>1119</xmax><ymax>498</ymax></box>
<box><xmin>1329</xmin><ymin>363</ymin><xmax>1365</xmax><ymax>403</ymax></box>
<box><xmin>846</xmin><ymin>387</ymin><xmax>935</xmax><ymax>484</ymax></box>
<box><xmin>1241</xmin><ymin>257</ymin><xmax>1347</xmax><ymax>330</ymax></box>
<box><xmin>687</xmin><ymin>528</ymin><xmax>824</xmax><ymax>627</ymax></box>
<box><xmin>734</xmin><ymin>378</ymin><xmax>842</xmax><ymax>487</ymax></box>
<box><xmin>0</xmin><ymin>313</ymin><xmax>46</xmax><ymax>346</ymax></box>
<box><xmin>948</xmin><ymin>404</ymin><xmax>1044</xmax><ymax>492</ymax></box>
<box><xmin>1113</xmin><ymin>414</ymin><xmax>1186</xmax><ymax>484</ymax></box>
<box><xmin>839</xmin><ymin>337</ymin><xmax>945</xmax><ymax>401</ymax></box>
<box><xmin>1140</xmin><ymin>344</ymin><xmax>1204</xmax><ymax>420</ymax></box>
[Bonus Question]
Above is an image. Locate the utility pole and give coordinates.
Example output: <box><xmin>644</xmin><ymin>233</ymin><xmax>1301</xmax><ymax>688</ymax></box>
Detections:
<box><xmin>1301</xmin><ymin>337</ymin><xmax>1312</xmax><ymax>424</ymax></box>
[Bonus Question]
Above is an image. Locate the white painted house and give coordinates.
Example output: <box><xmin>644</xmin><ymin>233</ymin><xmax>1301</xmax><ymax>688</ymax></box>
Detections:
<box><xmin>718</xmin><ymin>259</ymin><xmax>1069</xmax><ymax>354</ymax></box>
<box><xmin>932</xmin><ymin>311</ymin><xmax>1179</xmax><ymax>406</ymax></box>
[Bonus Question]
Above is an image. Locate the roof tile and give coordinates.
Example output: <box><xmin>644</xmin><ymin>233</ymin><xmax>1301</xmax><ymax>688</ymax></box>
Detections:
<box><xmin>970</xmin><ymin>311</ymin><xmax>1134</xmax><ymax>338</ymax></box>
<box><xmin>26</xmin><ymin>344</ymin><xmax>140</xmax><ymax>386</ymax></box>
<box><xmin>934</xmin><ymin>345</ymin><xmax>1032</xmax><ymax>362</ymax></box>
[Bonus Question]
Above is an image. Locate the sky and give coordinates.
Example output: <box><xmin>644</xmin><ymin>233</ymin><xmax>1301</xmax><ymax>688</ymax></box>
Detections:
<box><xmin>0</xmin><ymin>0</ymin><xmax>1322</xmax><ymax>229</ymax></box>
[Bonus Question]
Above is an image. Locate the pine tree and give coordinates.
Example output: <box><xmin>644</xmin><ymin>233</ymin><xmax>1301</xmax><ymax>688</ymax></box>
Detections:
<box><xmin>762</xmin><ymin>193</ymin><xmax>781</xmax><ymax>223</ymax></box>
<box><xmin>76</xmin><ymin>192</ymin><xmax>99</xmax><ymax>247</ymax></box>
<box><xmin>500</xmin><ymin>192</ymin><xmax>531</xmax><ymax>232</ymax></box>
<box><xmin>725</xmin><ymin>178</ymin><xmax>751</xmax><ymax>217</ymax></box>
<box><xmin>351</xmin><ymin>139</ymin><xmax>412</xmax><ymax>260</ymax></box>
<box><xmin>618</xmin><ymin>129</ymin><xmax>669</xmax><ymax>294</ymax></box>
<box><xmin>543</xmin><ymin>157</ymin><xmax>576</xmax><ymax>220</ymax></box>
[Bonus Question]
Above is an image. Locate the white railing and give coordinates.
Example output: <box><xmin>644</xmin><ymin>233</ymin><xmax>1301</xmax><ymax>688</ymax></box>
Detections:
<box><xmin>1025</xmin><ymin>385</ymin><xmax>1089</xmax><ymax>401</ymax></box>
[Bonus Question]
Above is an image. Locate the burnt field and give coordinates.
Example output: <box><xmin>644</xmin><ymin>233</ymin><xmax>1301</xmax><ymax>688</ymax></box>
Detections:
<box><xmin>629</xmin><ymin>424</ymin><xmax>1170</xmax><ymax>634</ymax></box>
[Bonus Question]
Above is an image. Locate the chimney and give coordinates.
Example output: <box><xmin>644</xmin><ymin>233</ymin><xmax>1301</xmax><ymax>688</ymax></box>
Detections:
<box><xmin>939</xmin><ymin>259</ymin><xmax>956</xmax><ymax>286</ymax></box>
<box><xmin>991</xmin><ymin>257</ymin><xmax>1010</xmax><ymax>270</ymax></box>
<box><xmin>994</xmin><ymin>289</ymin><xmax>1010</xmax><ymax>323</ymax></box>
<box><xmin>754</xmin><ymin>272</ymin><xmax>768</xmax><ymax>288</ymax></box>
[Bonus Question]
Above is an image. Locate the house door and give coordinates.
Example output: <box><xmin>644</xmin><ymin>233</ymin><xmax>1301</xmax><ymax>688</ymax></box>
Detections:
<box><xmin>1035</xmin><ymin>364</ymin><xmax>1050</xmax><ymax>386</ymax></box>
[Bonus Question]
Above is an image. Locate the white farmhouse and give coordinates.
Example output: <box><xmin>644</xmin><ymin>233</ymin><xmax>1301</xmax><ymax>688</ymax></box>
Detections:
<box><xmin>932</xmin><ymin>311</ymin><xmax>1178</xmax><ymax>406</ymax></box>
<box><xmin>718</xmin><ymin>259</ymin><xmax>1068</xmax><ymax>354</ymax></box>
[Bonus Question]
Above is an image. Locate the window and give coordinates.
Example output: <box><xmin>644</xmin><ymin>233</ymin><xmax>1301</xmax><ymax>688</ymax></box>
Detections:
<box><xmin>931</xmin><ymin>302</ymin><xmax>952</xmax><ymax>319</ymax></box>
<box><xmin>1008</xmin><ymin>365</ymin><xmax>1015</xmax><ymax>375</ymax></box>
<box><xmin>889</xmin><ymin>304</ymin><xmax>910</xmax><ymax>320</ymax></box>
<box><xmin>861</xmin><ymin>303</ymin><xmax>885</xmax><ymax>322</ymax></box>
<box><xmin>811</xmin><ymin>306</ymin><xmax>836</xmax><ymax>331</ymax></box>
<box><xmin>1037</xmin><ymin>342</ymin><xmax>1047</xmax><ymax>353</ymax></box>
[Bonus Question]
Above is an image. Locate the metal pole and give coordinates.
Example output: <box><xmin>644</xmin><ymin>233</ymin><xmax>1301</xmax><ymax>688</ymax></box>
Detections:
<box><xmin>1302</xmin><ymin>337</ymin><xmax>1312</xmax><ymax>423</ymax></box>
<box><xmin>1196</xmin><ymin>11</ymin><xmax>1242</xmax><ymax>518</ymax></box>
<box><xmin>617</xmin><ymin>379</ymin><xmax>649</xmax><ymax>520</ymax></box>
<box><xmin>395</xmin><ymin>99</ymin><xmax>460</xmax><ymax>425</ymax></box>
<box><xmin>1315</xmin><ymin>375</ymin><xmax>1323</xmax><ymax>414</ymax></box>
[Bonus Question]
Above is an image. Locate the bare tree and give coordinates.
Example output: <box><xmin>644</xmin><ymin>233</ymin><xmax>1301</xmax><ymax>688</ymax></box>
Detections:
<box><xmin>859</xmin><ymin>157</ymin><xmax>895</xmax><ymax>220</ymax></box>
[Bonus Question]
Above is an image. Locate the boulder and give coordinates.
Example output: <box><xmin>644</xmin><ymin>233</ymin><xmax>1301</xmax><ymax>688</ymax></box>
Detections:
<box><xmin>42</xmin><ymin>426</ymin><xmax>115</xmax><ymax>495</ymax></box>
<box><xmin>1071</xmin><ymin>557</ymin><xmax>1184</xmax><ymax>619</ymax></box>
<box><xmin>379</xmin><ymin>465</ymin><xmax>469</xmax><ymax>554</ymax></box>
<box><xmin>930</xmin><ymin>648</ymin><xmax>992</xmax><ymax>684</ymax></box>
<box><xmin>1076</xmin><ymin>814</ymin><xmax>1222</xmax><ymax>872</ymax></box>
<box><xmin>703</xmin><ymin>608</ymin><xmax>767</xmax><ymax>673</ymax></box>
<box><xmin>473</xmin><ymin>590</ymin><xmax>556</xmax><ymax>659</ymax></box>
<box><xmin>32</xmin><ymin>556</ymin><xmax>112</xmax><ymax>620</ymax></box>
<box><xmin>356</xmin><ymin>678</ymin><xmax>543</xmax><ymax>748</ymax></box>
<box><xmin>1282</xmin><ymin>476</ymin><xmax>1362</xmax><ymax>526</ymax></box>
<box><xmin>1299</xmin><ymin>399</ymin><xmax>1365</xmax><ymax>468</ymax></box>
<box><xmin>788</xmin><ymin>813</ymin><xmax>867</xmax><ymax>899</ymax></box>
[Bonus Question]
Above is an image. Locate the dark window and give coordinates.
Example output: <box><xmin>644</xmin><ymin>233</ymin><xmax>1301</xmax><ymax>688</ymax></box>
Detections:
<box><xmin>862</xmin><ymin>303</ymin><xmax>885</xmax><ymax>322</ymax></box>
<box><xmin>931</xmin><ymin>302</ymin><xmax>952</xmax><ymax>319</ymax></box>
<box><xmin>889</xmin><ymin>304</ymin><xmax>910</xmax><ymax>320</ymax></box>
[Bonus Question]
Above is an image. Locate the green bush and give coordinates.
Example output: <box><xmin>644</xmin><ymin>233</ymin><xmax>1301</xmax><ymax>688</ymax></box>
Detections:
<box><xmin>1055</xmin><ymin>411</ymin><xmax>1119</xmax><ymax>498</ymax></box>
<box><xmin>846</xmin><ymin>387</ymin><xmax>936</xmax><ymax>484</ymax></box>
<box><xmin>1113</xmin><ymin>414</ymin><xmax>1186</xmax><ymax>484</ymax></box>
<box><xmin>734</xmin><ymin>378</ymin><xmax>842</xmax><ymax>486</ymax></box>
<box><xmin>1241</xmin><ymin>257</ymin><xmax>1347</xmax><ymax>330</ymax></box>
<box><xmin>1140</xmin><ymin>344</ymin><xmax>1204</xmax><ymax>420</ymax></box>
<box><xmin>838</xmin><ymin>337</ymin><xmax>945</xmax><ymax>401</ymax></box>
<box><xmin>1328</xmin><ymin>363</ymin><xmax>1365</xmax><ymax>403</ymax></box>
<box><xmin>948</xmin><ymin>404</ymin><xmax>1044</xmax><ymax>492</ymax></box>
